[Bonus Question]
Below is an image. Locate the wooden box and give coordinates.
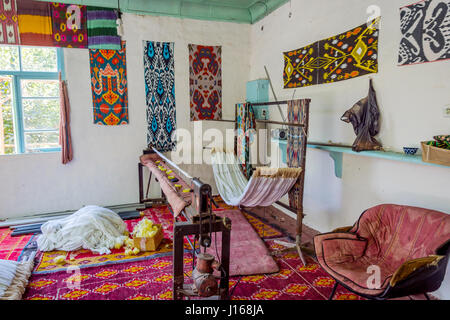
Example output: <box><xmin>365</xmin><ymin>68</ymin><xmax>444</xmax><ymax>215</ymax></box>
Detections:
<box><xmin>421</xmin><ymin>141</ymin><xmax>450</xmax><ymax>167</ymax></box>
<box><xmin>133</xmin><ymin>224</ymin><xmax>163</xmax><ymax>251</ymax></box>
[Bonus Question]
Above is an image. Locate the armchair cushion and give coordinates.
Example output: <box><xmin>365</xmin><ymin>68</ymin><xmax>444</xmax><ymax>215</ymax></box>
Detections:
<box><xmin>390</xmin><ymin>255</ymin><xmax>444</xmax><ymax>287</ymax></box>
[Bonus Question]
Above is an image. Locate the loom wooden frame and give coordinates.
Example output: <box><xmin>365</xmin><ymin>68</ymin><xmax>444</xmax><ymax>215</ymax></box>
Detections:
<box><xmin>138</xmin><ymin>147</ymin><xmax>231</xmax><ymax>300</ymax></box>
<box><xmin>233</xmin><ymin>99</ymin><xmax>311</xmax><ymax>262</ymax></box>
<box><xmin>203</xmin><ymin>99</ymin><xmax>311</xmax><ymax>261</ymax></box>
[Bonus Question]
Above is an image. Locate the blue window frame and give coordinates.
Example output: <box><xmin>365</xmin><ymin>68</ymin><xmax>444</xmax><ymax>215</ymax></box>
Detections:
<box><xmin>0</xmin><ymin>46</ymin><xmax>65</xmax><ymax>154</ymax></box>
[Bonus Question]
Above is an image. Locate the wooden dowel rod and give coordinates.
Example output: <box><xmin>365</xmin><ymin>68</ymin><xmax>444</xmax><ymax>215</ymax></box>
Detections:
<box><xmin>150</xmin><ymin>147</ymin><xmax>194</xmax><ymax>181</ymax></box>
<box><xmin>308</xmin><ymin>141</ymin><xmax>353</xmax><ymax>148</ymax></box>
<box><xmin>256</xmin><ymin>119</ymin><xmax>304</xmax><ymax>127</ymax></box>
<box><xmin>202</xmin><ymin>119</ymin><xmax>236</xmax><ymax>123</ymax></box>
<box><xmin>249</xmin><ymin>99</ymin><xmax>311</xmax><ymax>107</ymax></box>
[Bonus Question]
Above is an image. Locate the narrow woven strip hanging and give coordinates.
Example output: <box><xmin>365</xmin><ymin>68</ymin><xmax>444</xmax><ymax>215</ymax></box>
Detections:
<box><xmin>287</xmin><ymin>99</ymin><xmax>309</xmax><ymax>210</ymax></box>
<box><xmin>235</xmin><ymin>103</ymin><xmax>256</xmax><ymax>179</ymax></box>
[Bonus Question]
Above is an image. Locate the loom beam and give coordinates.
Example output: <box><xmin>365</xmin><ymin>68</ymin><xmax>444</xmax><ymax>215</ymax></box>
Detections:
<box><xmin>138</xmin><ymin>147</ymin><xmax>231</xmax><ymax>300</ymax></box>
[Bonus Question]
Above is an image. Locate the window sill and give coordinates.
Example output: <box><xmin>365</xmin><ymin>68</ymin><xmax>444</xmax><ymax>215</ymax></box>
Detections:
<box><xmin>0</xmin><ymin>150</ymin><xmax>61</xmax><ymax>158</ymax></box>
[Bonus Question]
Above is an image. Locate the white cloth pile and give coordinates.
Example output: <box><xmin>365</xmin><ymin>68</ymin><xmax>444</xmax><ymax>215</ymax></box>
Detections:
<box><xmin>211</xmin><ymin>150</ymin><xmax>302</xmax><ymax>207</ymax></box>
<box><xmin>37</xmin><ymin>205</ymin><xmax>128</xmax><ymax>255</ymax></box>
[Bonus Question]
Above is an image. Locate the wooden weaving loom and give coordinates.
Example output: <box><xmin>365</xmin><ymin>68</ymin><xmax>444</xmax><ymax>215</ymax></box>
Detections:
<box><xmin>210</xmin><ymin>98</ymin><xmax>312</xmax><ymax>264</ymax></box>
<box><xmin>138</xmin><ymin>147</ymin><xmax>231</xmax><ymax>300</ymax></box>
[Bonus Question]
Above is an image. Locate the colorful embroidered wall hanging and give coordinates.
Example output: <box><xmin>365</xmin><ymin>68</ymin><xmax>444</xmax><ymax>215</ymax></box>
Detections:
<box><xmin>286</xmin><ymin>99</ymin><xmax>309</xmax><ymax>210</ymax></box>
<box><xmin>235</xmin><ymin>103</ymin><xmax>256</xmax><ymax>179</ymax></box>
<box><xmin>0</xmin><ymin>0</ymin><xmax>20</xmax><ymax>44</ymax></box>
<box><xmin>87</xmin><ymin>6</ymin><xmax>120</xmax><ymax>50</ymax></box>
<box><xmin>143</xmin><ymin>41</ymin><xmax>176</xmax><ymax>152</ymax></box>
<box><xmin>283</xmin><ymin>42</ymin><xmax>320</xmax><ymax>88</ymax></box>
<box><xmin>89</xmin><ymin>41</ymin><xmax>128</xmax><ymax>125</ymax></box>
<box><xmin>189</xmin><ymin>44</ymin><xmax>222</xmax><ymax>121</ymax></box>
<box><xmin>17</xmin><ymin>0</ymin><xmax>53</xmax><ymax>46</ymax></box>
<box><xmin>51</xmin><ymin>2</ymin><xmax>87</xmax><ymax>48</ymax></box>
<box><xmin>284</xmin><ymin>18</ymin><xmax>380</xmax><ymax>88</ymax></box>
<box><xmin>399</xmin><ymin>0</ymin><xmax>450</xmax><ymax>66</ymax></box>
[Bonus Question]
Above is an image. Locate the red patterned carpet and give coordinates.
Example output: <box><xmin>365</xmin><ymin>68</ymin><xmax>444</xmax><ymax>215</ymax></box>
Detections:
<box><xmin>0</xmin><ymin>228</ymin><xmax>33</xmax><ymax>261</ymax></box>
<box><xmin>1</xmin><ymin>200</ymin><xmax>363</xmax><ymax>300</ymax></box>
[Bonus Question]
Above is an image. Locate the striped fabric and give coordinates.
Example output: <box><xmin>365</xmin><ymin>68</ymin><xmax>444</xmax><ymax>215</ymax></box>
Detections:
<box><xmin>17</xmin><ymin>0</ymin><xmax>53</xmax><ymax>46</ymax></box>
<box><xmin>86</xmin><ymin>6</ymin><xmax>120</xmax><ymax>50</ymax></box>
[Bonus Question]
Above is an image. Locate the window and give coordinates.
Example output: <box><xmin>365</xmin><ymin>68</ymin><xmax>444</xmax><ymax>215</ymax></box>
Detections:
<box><xmin>0</xmin><ymin>46</ymin><xmax>64</xmax><ymax>155</ymax></box>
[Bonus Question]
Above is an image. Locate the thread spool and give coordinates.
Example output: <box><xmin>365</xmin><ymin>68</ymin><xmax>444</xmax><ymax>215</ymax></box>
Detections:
<box><xmin>192</xmin><ymin>253</ymin><xmax>218</xmax><ymax>297</ymax></box>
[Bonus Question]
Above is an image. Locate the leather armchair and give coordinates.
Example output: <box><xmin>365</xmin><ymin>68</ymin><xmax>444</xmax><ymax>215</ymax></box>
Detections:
<box><xmin>314</xmin><ymin>204</ymin><xmax>450</xmax><ymax>300</ymax></box>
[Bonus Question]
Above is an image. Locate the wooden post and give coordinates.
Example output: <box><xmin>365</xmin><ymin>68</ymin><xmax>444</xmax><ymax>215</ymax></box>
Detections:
<box><xmin>219</xmin><ymin>218</ymin><xmax>231</xmax><ymax>300</ymax></box>
<box><xmin>0</xmin><ymin>97</ymin><xmax>4</xmax><ymax>155</ymax></box>
<box><xmin>138</xmin><ymin>163</ymin><xmax>144</xmax><ymax>203</ymax></box>
<box><xmin>173</xmin><ymin>222</ymin><xmax>186</xmax><ymax>300</ymax></box>
<box><xmin>283</xmin><ymin>99</ymin><xmax>311</xmax><ymax>265</ymax></box>
<box><xmin>296</xmin><ymin>99</ymin><xmax>310</xmax><ymax>265</ymax></box>
<box><xmin>172</xmin><ymin>219</ymin><xmax>231</xmax><ymax>300</ymax></box>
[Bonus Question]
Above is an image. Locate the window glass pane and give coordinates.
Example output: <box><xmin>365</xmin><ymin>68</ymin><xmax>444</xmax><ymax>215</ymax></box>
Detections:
<box><xmin>0</xmin><ymin>76</ymin><xmax>16</xmax><ymax>154</ymax></box>
<box><xmin>21</xmin><ymin>79</ymin><xmax>59</xmax><ymax>97</ymax></box>
<box><xmin>25</xmin><ymin>131</ymin><xmax>59</xmax><ymax>152</ymax></box>
<box><xmin>0</xmin><ymin>46</ymin><xmax>20</xmax><ymax>71</ymax></box>
<box><xmin>23</xmin><ymin>99</ymin><xmax>60</xmax><ymax>130</ymax></box>
<box><xmin>21</xmin><ymin>47</ymin><xmax>58</xmax><ymax>72</ymax></box>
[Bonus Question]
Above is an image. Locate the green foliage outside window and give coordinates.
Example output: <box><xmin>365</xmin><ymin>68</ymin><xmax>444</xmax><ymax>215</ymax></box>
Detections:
<box><xmin>0</xmin><ymin>46</ymin><xmax>62</xmax><ymax>155</ymax></box>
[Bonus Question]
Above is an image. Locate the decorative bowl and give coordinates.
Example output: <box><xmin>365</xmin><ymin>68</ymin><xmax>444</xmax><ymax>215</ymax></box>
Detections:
<box><xmin>403</xmin><ymin>147</ymin><xmax>418</xmax><ymax>155</ymax></box>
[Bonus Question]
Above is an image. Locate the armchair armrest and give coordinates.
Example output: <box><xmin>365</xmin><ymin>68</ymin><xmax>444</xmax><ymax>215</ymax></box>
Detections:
<box><xmin>390</xmin><ymin>255</ymin><xmax>444</xmax><ymax>287</ymax></box>
<box><xmin>314</xmin><ymin>232</ymin><xmax>367</xmax><ymax>265</ymax></box>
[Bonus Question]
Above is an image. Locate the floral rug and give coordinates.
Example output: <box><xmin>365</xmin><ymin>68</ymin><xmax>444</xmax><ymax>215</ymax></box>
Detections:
<box><xmin>32</xmin><ymin>206</ymin><xmax>175</xmax><ymax>274</ymax></box>
<box><xmin>20</xmin><ymin>201</ymin><xmax>362</xmax><ymax>300</ymax></box>
<box><xmin>32</xmin><ymin>204</ymin><xmax>283</xmax><ymax>274</ymax></box>
<box><xmin>23</xmin><ymin>238</ymin><xmax>362</xmax><ymax>300</ymax></box>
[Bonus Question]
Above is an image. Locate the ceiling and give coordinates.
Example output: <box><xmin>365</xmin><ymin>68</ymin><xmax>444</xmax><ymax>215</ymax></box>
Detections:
<box><xmin>40</xmin><ymin>0</ymin><xmax>289</xmax><ymax>24</ymax></box>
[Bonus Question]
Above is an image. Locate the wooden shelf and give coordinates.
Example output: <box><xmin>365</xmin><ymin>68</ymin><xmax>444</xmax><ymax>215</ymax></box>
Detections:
<box><xmin>273</xmin><ymin>139</ymin><xmax>449</xmax><ymax>178</ymax></box>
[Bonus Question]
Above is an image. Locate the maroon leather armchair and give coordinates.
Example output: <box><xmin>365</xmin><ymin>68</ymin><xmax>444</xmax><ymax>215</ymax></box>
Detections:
<box><xmin>314</xmin><ymin>204</ymin><xmax>450</xmax><ymax>300</ymax></box>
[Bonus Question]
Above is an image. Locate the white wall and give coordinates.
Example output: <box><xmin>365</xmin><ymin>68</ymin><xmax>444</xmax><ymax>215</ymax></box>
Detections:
<box><xmin>0</xmin><ymin>13</ymin><xmax>250</xmax><ymax>219</ymax></box>
<box><xmin>249</xmin><ymin>0</ymin><xmax>450</xmax><ymax>299</ymax></box>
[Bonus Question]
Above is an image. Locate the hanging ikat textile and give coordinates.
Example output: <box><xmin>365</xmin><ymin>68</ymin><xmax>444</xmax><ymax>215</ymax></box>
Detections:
<box><xmin>235</xmin><ymin>103</ymin><xmax>256</xmax><ymax>179</ymax></box>
<box><xmin>89</xmin><ymin>41</ymin><xmax>128</xmax><ymax>125</ymax></box>
<box><xmin>17</xmin><ymin>0</ymin><xmax>53</xmax><ymax>46</ymax></box>
<box><xmin>284</xmin><ymin>18</ymin><xmax>380</xmax><ymax>88</ymax></box>
<box><xmin>399</xmin><ymin>0</ymin><xmax>450</xmax><ymax>66</ymax></box>
<box><xmin>143</xmin><ymin>41</ymin><xmax>176</xmax><ymax>152</ymax></box>
<box><xmin>287</xmin><ymin>99</ymin><xmax>309</xmax><ymax>210</ymax></box>
<box><xmin>51</xmin><ymin>2</ymin><xmax>87</xmax><ymax>48</ymax></box>
<box><xmin>0</xmin><ymin>0</ymin><xmax>20</xmax><ymax>44</ymax></box>
<box><xmin>189</xmin><ymin>44</ymin><xmax>222</xmax><ymax>121</ymax></box>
